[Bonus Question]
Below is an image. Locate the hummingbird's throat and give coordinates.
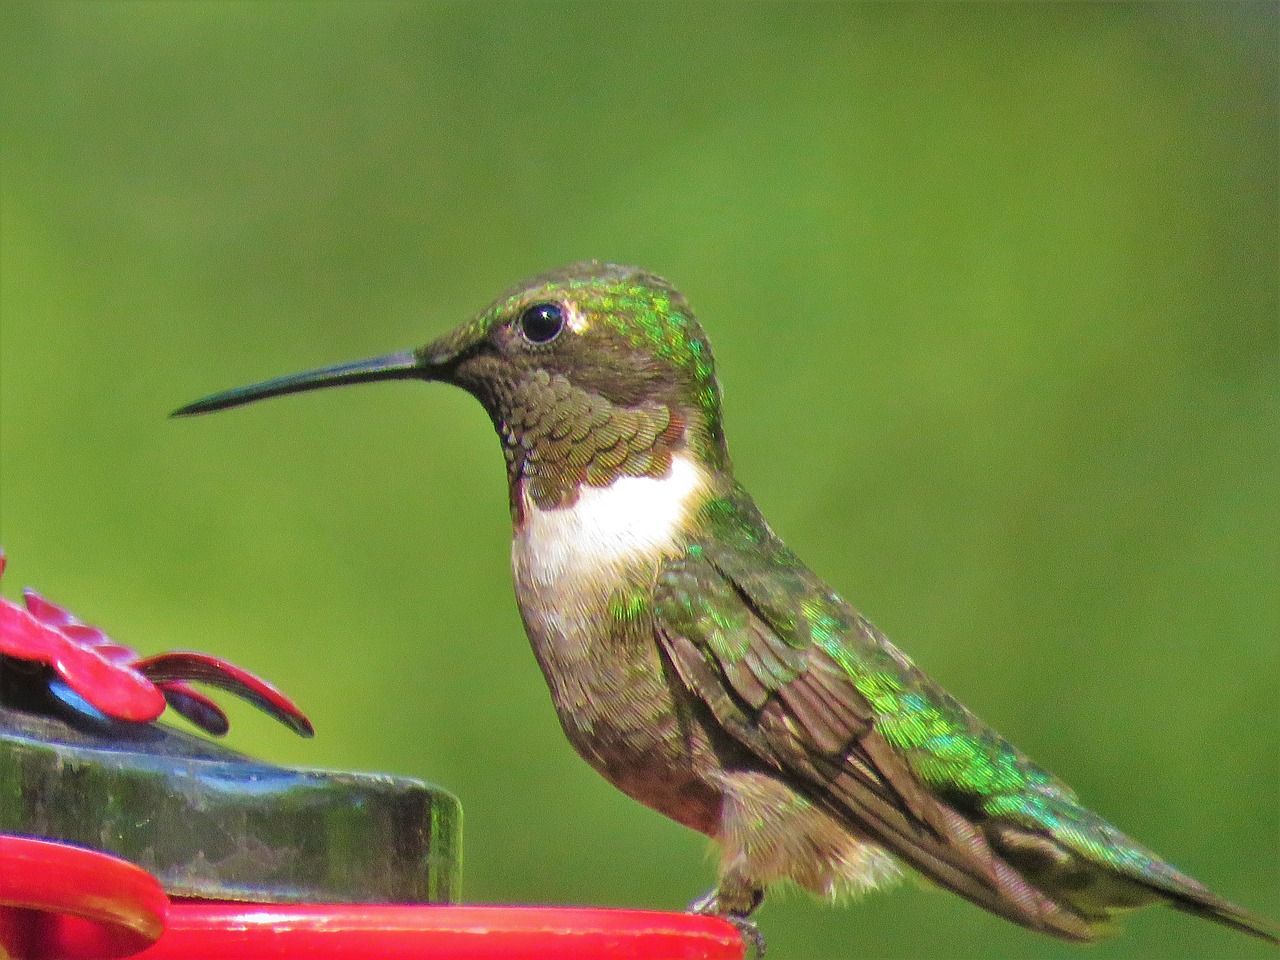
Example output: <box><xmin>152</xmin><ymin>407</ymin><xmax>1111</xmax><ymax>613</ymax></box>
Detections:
<box><xmin>498</xmin><ymin>372</ymin><xmax>686</xmax><ymax>513</ymax></box>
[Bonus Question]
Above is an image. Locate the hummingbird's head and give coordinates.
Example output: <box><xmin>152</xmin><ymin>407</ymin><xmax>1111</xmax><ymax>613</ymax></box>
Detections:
<box><xmin>175</xmin><ymin>262</ymin><xmax>729</xmax><ymax>510</ymax></box>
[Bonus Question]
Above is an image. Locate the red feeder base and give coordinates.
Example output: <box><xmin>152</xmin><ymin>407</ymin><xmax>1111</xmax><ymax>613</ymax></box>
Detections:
<box><xmin>0</xmin><ymin>834</ymin><xmax>744</xmax><ymax>960</ymax></box>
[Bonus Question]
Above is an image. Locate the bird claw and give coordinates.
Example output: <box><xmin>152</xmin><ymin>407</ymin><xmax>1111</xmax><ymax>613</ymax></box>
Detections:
<box><xmin>723</xmin><ymin>914</ymin><xmax>766</xmax><ymax>958</ymax></box>
<box><xmin>689</xmin><ymin>890</ymin><xmax>767</xmax><ymax>958</ymax></box>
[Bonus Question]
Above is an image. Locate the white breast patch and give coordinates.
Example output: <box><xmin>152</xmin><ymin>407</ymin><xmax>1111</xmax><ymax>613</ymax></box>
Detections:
<box><xmin>514</xmin><ymin>454</ymin><xmax>710</xmax><ymax>589</ymax></box>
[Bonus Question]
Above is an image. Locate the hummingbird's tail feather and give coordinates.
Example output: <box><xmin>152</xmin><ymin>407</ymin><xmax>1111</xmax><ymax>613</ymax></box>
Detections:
<box><xmin>1135</xmin><ymin>871</ymin><xmax>1280</xmax><ymax>944</ymax></box>
<box><xmin>982</xmin><ymin>788</ymin><xmax>1280</xmax><ymax>945</ymax></box>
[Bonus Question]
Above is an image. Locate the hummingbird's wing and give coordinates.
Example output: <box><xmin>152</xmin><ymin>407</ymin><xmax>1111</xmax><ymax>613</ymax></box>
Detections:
<box><xmin>653</xmin><ymin>486</ymin><xmax>1275</xmax><ymax>943</ymax></box>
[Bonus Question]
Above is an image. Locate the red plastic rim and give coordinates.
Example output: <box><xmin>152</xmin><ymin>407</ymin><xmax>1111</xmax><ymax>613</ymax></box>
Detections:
<box><xmin>0</xmin><ymin>834</ymin><xmax>168</xmax><ymax>958</ymax></box>
<box><xmin>0</xmin><ymin>833</ymin><xmax>743</xmax><ymax>959</ymax></box>
<box><xmin>141</xmin><ymin>904</ymin><xmax>744</xmax><ymax>960</ymax></box>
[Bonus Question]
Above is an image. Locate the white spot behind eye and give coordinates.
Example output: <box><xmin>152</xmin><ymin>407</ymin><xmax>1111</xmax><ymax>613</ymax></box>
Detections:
<box><xmin>564</xmin><ymin>301</ymin><xmax>589</xmax><ymax>334</ymax></box>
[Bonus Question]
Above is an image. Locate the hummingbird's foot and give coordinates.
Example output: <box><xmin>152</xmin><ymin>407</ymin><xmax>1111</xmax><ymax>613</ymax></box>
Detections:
<box><xmin>689</xmin><ymin>886</ymin><xmax>767</xmax><ymax>958</ymax></box>
<box><xmin>722</xmin><ymin>914</ymin><xmax>766</xmax><ymax>959</ymax></box>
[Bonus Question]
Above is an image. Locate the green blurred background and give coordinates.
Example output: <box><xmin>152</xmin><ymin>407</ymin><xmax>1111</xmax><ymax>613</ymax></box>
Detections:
<box><xmin>2</xmin><ymin>3</ymin><xmax>1276</xmax><ymax>958</ymax></box>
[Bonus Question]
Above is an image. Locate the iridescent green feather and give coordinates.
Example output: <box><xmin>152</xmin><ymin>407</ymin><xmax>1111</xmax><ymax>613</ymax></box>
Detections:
<box><xmin>655</xmin><ymin>483</ymin><xmax>1276</xmax><ymax>941</ymax></box>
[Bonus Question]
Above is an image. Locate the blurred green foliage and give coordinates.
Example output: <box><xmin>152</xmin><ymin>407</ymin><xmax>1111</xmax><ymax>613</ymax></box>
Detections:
<box><xmin>1</xmin><ymin>4</ymin><xmax>1276</xmax><ymax>958</ymax></box>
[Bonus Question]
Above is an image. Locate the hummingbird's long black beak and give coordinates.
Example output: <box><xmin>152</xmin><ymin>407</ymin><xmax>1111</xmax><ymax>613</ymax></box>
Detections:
<box><xmin>171</xmin><ymin>349</ymin><xmax>430</xmax><ymax>417</ymax></box>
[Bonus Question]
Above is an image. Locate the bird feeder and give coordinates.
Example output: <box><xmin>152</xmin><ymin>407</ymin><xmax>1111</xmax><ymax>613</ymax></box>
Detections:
<box><xmin>0</xmin><ymin>552</ymin><xmax>742</xmax><ymax>959</ymax></box>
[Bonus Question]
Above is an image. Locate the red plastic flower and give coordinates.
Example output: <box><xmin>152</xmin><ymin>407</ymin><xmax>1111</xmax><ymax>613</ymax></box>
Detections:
<box><xmin>0</xmin><ymin>551</ymin><xmax>312</xmax><ymax>737</ymax></box>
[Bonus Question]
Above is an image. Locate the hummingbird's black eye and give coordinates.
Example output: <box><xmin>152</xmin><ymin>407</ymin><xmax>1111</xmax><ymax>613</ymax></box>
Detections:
<box><xmin>518</xmin><ymin>303</ymin><xmax>565</xmax><ymax>344</ymax></box>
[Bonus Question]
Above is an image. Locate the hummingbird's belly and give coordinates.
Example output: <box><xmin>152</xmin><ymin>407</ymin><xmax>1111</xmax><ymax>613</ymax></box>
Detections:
<box><xmin>512</xmin><ymin>575</ymin><xmax>724</xmax><ymax>836</ymax></box>
<box><xmin>510</xmin><ymin>461</ymin><xmax>724</xmax><ymax>835</ymax></box>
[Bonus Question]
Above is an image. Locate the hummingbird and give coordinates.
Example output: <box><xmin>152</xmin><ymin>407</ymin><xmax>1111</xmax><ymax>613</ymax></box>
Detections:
<box><xmin>175</xmin><ymin>261</ymin><xmax>1276</xmax><ymax>952</ymax></box>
